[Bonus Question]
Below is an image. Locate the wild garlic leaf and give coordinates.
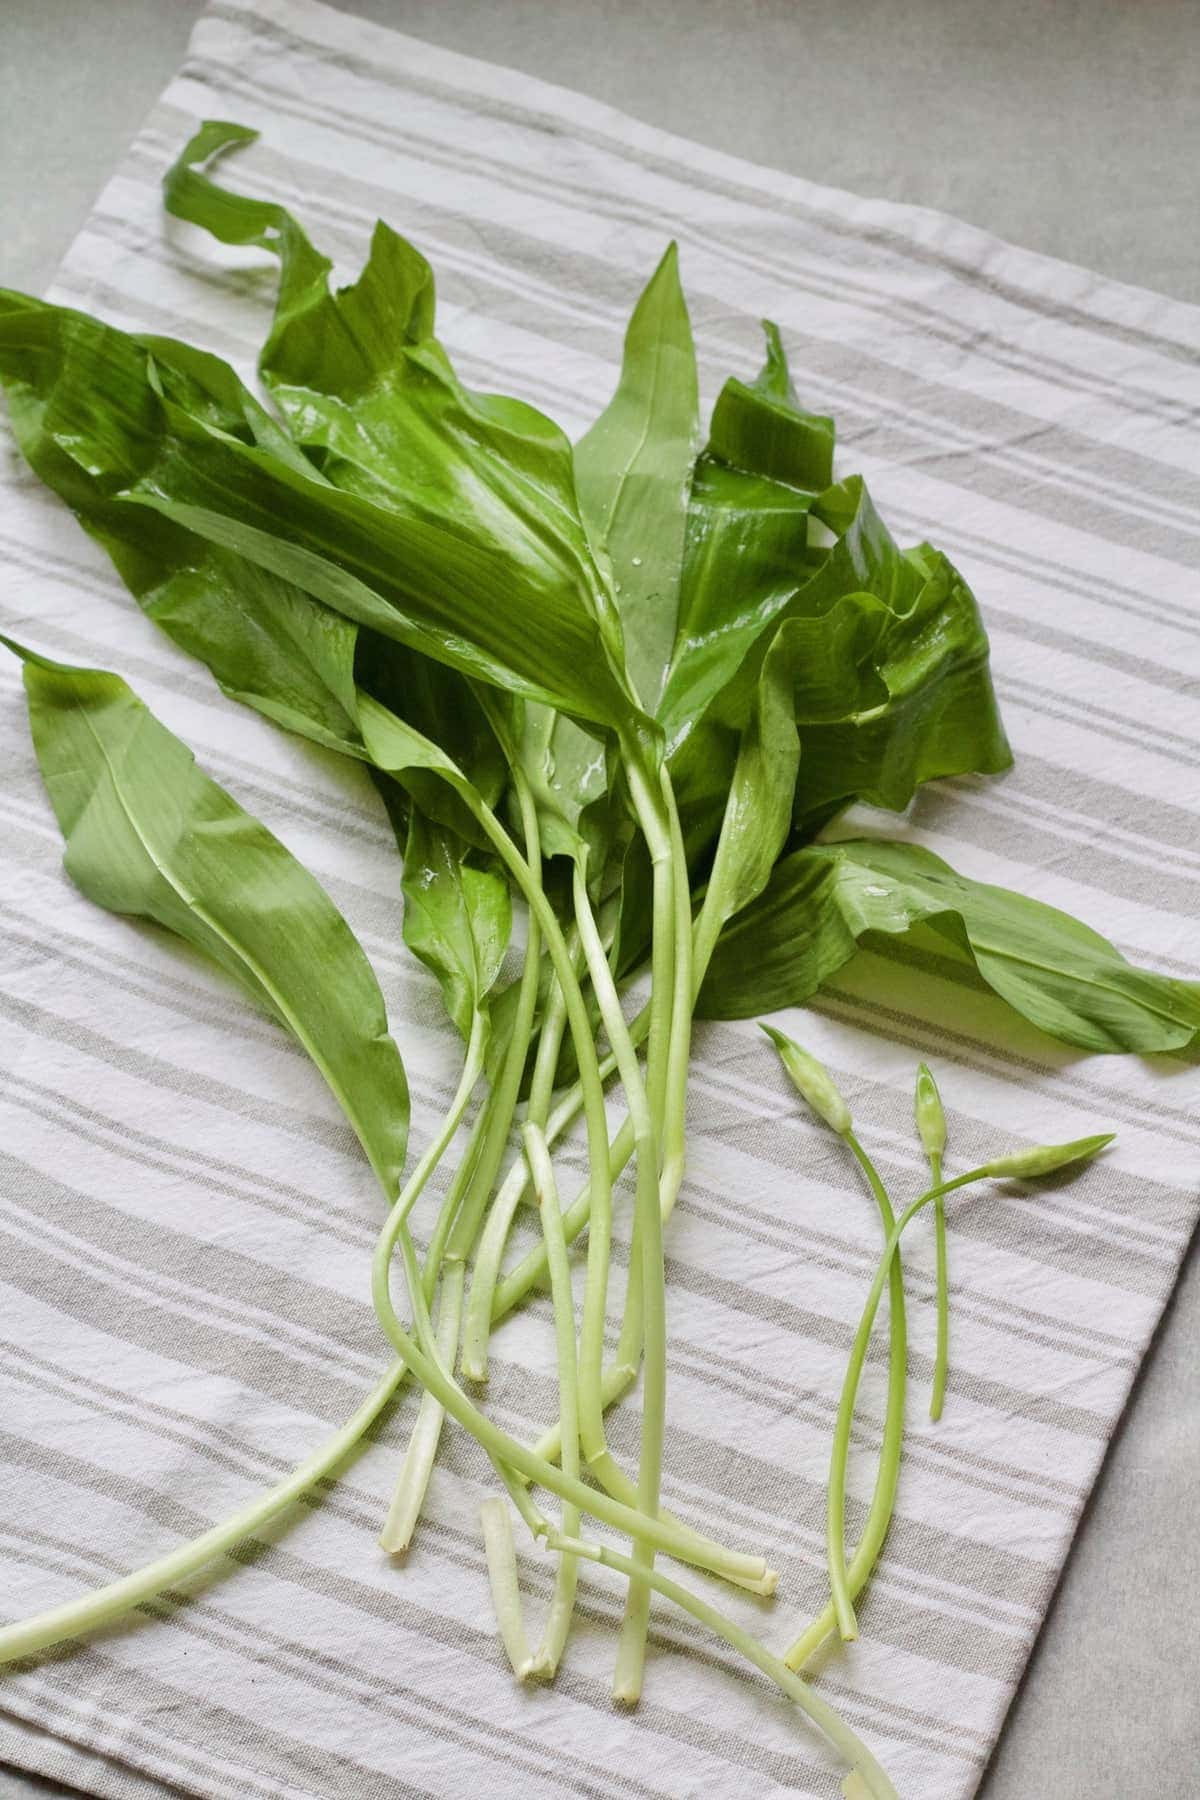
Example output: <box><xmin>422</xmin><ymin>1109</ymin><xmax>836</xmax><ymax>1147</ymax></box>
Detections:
<box><xmin>782</xmin><ymin>546</ymin><xmax>1011</xmax><ymax>830</ymax></box>
<box><xmin>699</xmin><ymin>836</ymin><xmax>1200</xmax><ymax>1054</ymax></box>
<box><xmin>4</xmin><ymin>639</ymin><xmax>410</xmax><ymax>1197</ymax></box>
<box><xmin>0</xmin><ymin>291</ymin><xmax>627</xmax><ymax>729</ymax></box>
<box><xmin>692</xmin><ymin>619</ymin><xmax>802</xmax><ymax>977</ymax></box>
<box><xmin>157</xmin><ymin>122</ymin><xmax>638</xmax><ymax>735</ymax></box>
<box><xmin>575</xmin><ymin>244</ymin><xmax>699</xmax><ymax>713</ymax></box>
<box><xmin>657</xmin><ymin>323</ymin><xmax>832</xmax><ymax>750</ymax></box>
<box><xmin>400</xmin><ymin>812</ymin><xmax>512</xmax><ymax>1042</ymax></box>
<box><xmin>700</xmin><ymin>476</ymin><xmax>924</xmax><ymax>733</ymax></box>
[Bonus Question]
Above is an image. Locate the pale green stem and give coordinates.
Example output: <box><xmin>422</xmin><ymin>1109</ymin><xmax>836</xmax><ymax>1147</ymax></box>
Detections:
<box><xmin>480</xmin><ymin>1496</ymin><xmax>534</xmax><ymax>1680</ymax></box>
<box><xmin>491</xmin><ymin>1113</ymin><xmax>638</xmax><ymax>1319</ymax></box>
<box><xmin>421</xmin><ymin>1097</ymin><xmax>491</xmax><ymax>1300</ymax></box>
<box><xmin>444</xmin><ymin>781</ymin><xmax>545</xmax><ymax>1284</ymax></box>
<box><xmin>460</xmin><ymin>953</ymin><xmax>573</xmax><ymax>1381</ymax></box>
<box><xmin>789</xmin><ymin>1130</ymin><xmax>907</xmax><ymax>1662</ymax></box>
<box><xmin>0</xmin><ymin>1011</ymin><xmax>491</xmax><ymax>1665</ymax></box>
<box><xmin>370</xmin><ymin>1138</ymin><xmax>772</xmax><ymax>1584</ymax></box>
<box><xmin>611</xmin><ymin>761</ymin><xmax>674</xmax><ymax>1703</ymax></box>
<box><xmin>378</xmin><ymin>1262</ymin><xmax>465</xmax><ymax>1553</ymax></box>
<box><xmin>543</xmin><ymin>1529</ymin><xmax>898</xmax><ymax>1800</ymax></box>
<box><xmin>377</xmin><ymin>1014</ymin><xmax>488</xmax><ymax>1544</ymax></box>
<box><xmin>929</xmin><ymin>1150</ymin><xmax>948</xmax><ymax>1423</ymax></box>
<box><xmin>821</xmin><ymin>1168</ymin><xmax>993</xmax><ymax>1647</ymax></box>
<box><xmin>0</xmin><ymin>1360</ymin><xmax>405</xmax><ymax>1665</ymax></box>
<box><xmin>523</xmin><ymin>1123</ymin><xmax>580</xmax><ymax>1679</ymax></box>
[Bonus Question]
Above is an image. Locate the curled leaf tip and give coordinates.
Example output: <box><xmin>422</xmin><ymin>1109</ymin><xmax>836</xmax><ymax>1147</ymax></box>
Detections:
<box><xmin>759</xmin><ymin>1020</ymin><xmax>852</xmax><ymax>1136</ymax></box>
<box><xmin>914</xmin><ymin>1061</ymin><xmax>947</xmax><ymax>1159</ymax></box>
<box><xmin>985</xmin><ymin>1131</ymin><xmax>1115</xmax><ymax>1180</ymax></box>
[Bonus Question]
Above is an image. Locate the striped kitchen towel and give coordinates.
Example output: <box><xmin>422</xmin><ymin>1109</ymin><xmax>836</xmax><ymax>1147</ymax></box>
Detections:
<box><xmin>1</xmin><ymin>1</ymin><xmax>1198</xmax><ymax>1795</ymax></box>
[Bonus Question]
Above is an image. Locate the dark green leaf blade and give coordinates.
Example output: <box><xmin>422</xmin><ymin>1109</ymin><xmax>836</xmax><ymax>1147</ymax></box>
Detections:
<box><xmin>575</xmin><ymin>243</ymin><xmax>699</xmax><ymax>712</ymax></box>
<box><xmin>5</xmin><ymin>638</ymin><xmax>410</xmax><ymax>1196</ymax></box>
<box><xmin>658</xmin><ymin>323</ymin><xmax>832</xmax><ymax>749</ymax></box>
<box><xmin>692</xmin><ymin>620</ymin><xmax>802</xmax><ymax>976</ymax></box>
<box><xmin>157</xmin><ymin>124</ymin><xmax>638</xmax><ymax>735</ymax></box>
<box><xmin>400</xmin><ymin>811</ymin><xmax>512</xmax><ymax>1042</ymax></box>
<box><xmin>699</xmin><ymin>836</ymin><xmax>1200</xmax><ymax>1055</ymax></box>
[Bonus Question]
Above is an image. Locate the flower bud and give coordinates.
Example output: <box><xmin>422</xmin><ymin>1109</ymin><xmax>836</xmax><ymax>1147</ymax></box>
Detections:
<box><xmin>914</xmin><ymin>1062</ymin><xmax>946</xmax><ymax>1159</ymax></box>
<box><xmin>760</xmin><ymin>1022</ymin><xmax>852</xmax><ymax>1136</ymax></box>
<box><xmin>984</xmin><ymin>1132</ymin><xmax>1114</xmax><ymax>1180</ymax></box>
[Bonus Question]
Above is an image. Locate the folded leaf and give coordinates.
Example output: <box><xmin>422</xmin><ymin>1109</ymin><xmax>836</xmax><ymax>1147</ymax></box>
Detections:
<box><xmin>157</xmin><ymin>122</ymin><xmax>638</xmax><ymax>735</ymax></box>
<box><xmin>658</xmin><ymin>324</ymin><xmax>830</xmax><ymax>750</ymax></box>
<box><xmin>699</xmin><ymin>837</ymin><xmax>1200</xmax><ymax>1054</ymax></box>
<box><xmin>785</xmin><ymin>546</ymin><xmax>1011</xmax><ymax>828</ymax></box>
<box><xmin>400</xmin><ymin>812</ymin><xmax>512</xmax><ymax>1042</ymax></box>
<box><xmin>692</xmin><ymin>620</ymin><xmax>802</xmax><ymax>977</ymax></box>
<box><xmin>4</xmin><ymin>639</ymin><xmax>410</xmax><ymax>1195</ymax></box>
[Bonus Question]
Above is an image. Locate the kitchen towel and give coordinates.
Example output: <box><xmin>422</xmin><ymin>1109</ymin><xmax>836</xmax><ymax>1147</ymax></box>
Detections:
<box><xmin>1</xmin><ymin>1</ymin><xmax>1198</xmax><ymax>1795</ymax></box>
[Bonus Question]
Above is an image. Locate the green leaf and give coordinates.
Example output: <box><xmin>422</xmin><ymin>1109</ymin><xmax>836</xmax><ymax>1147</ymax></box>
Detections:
<box><xmin>4</xmin><ymin>639</ymin><xmax>410</xmax><ymax>1197</ymax></box>
<box><xmin>155</xmin><ymin>123</ymin><xmax>638</xmax><ymax>736</ymax></box>
<box><xmin>692</xmin><ymin>620</ymin><xmax>802</xmax><ymax>976</ymax></box>
<box><xmin>574</xmin><ymin>244</ymin><xmax>699</xmax><ymax>712</ymax></box>
<box><xmin>658</xmin><ymin>323</ymin><xmax>832</xmax><ymax>749</ymax></box>
<box><xmin>783</xmin><ymin>544</ymin><xmax>1011</xmax><ymax>829</ymax></box>
<box><xmin>400</xmin><ymin>812</ymin><xmax>511</xmax><ymax>1042</ymax></box>
<box><xmin>0</xmin><ymin>291</ymin><xmax>633</xmax><ymax>737</ymax></box>
<box><xmin>699</xmin><ymin>836</ymin><xmax>1200</xmax><ymax>1055</ymax></box>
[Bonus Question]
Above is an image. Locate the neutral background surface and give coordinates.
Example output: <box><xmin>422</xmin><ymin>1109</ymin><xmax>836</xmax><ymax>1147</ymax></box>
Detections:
<box><xmin>2</xmin><ymin>4</ymin><xmax>1198</xmax><ymax>1797</ymax></box>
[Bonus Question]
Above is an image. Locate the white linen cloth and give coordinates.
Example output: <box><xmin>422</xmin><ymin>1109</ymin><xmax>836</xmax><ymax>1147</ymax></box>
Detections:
<box><xmin>1</xmin><ymin>1</ymin><xmax>1198</xmax><ymax>1794</ymax></box>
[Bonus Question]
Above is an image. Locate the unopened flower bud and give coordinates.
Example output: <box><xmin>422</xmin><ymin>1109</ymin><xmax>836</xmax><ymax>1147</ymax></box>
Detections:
<box><xmin>914</xmin><ymin>1063</ymin><xmax>946</xmax><ymax>1160</ymax></box>
<box><xmin>984</xmin><ymin>1132</ymin><xmax>1114</xmax><ymax>1180</ymax></box>
<box><xmin>760</xmin><ymin>1023</ymin><xmax>852</xmax><ymax>1136</ymax></box>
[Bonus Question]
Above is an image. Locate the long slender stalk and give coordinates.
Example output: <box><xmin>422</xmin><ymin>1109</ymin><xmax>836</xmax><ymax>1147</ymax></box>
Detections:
<box><xmin>480</xmin><ymin>1495</ymin><xmax>534</xmax><ymax>1679</ymax></box>
<box><xmin>377</xmin><ymin>1014</ymin><xmax>489</xmax><ymax>1547</ymax></box>
<box><xmin>0</xmin><ymin>1361</ymin><xmax>405</xmax><ymax>1664</ymax></box>
<box><xmin>379</xmin><ymin>1263</ymin><xmax>465</xmax><ymax>1553</ymax></box>
<box><xmin>492</xmin><ymin>1114</ymin><xmax>638</xmax><ymax>1318</ymax></box>
<box><xmin>523</xmin><ymin>1123</ymin><xmax>580</xmax><ymax>1678</ymax></box>
<box><xmin>928</xmin><ymin>1150</ymin><xmax>948</xmax><ymax>1422</ymax></box>
<box><xmin>444</xmin><ymin>782</ymin><xmax>546</xmax><ymax>1284</ymax></box>
<box><xmin>370</xmin><ymin>1133</ymin><xmax>772</xmax><ymax>1584</ymax></box>
<box><xmin>611</xmin><ymin>762</ymin><xmax>675</xmax><ymax>1702</ymax></box>
<box><xmin>543</xmin><ymin>1529</ymin><xmax>898</xmax><ymax>1800</ymax></box>
<box><xmin>421</xmin><ymin>1097</ymin><xmax>492</xmax><ymax>1302</ymax></box>
<box><xmin>460</xmin><ymin>954</ymin><xmax>572</xmax><ymax>1380</ymax></box>
<box><xmin>789</xmin><ymin>1131</ymin><xmax>907</xmax><ymax>1661</ymax></box>
<box><xmin>821</xmin><ymin>1167</ymin><xmax>996</xmax><ymax>1644</ymax></box>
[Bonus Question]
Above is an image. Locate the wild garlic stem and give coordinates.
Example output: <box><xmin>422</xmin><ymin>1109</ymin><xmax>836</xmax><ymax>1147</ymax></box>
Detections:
<box><xmin>791</xmin><ymin>1131</ymin><xmax>907</xmax><ymax>1661</ymax></box>
<box><xmin>0</xmin><ymin>1011</ymin><xmax>494</xmax><ymax>1662</ymax></box>
<box><xmin>612</xmin><ymin>758</ymin><xmax>677</xmax><ymax>1702</ymax></box>
<box><xmin>376</xmin><ymin>1014</ymin><xmax>488</xmax><ymax>1545</ymax></box>
<box><xmin>379</xmin><ymin>1262</ymin><xmax>465</xmax><ymax>1553</ymax></box>
<box><xmin>542</xmin><ymin>1529</ymin><xmax>898</xmax><ymax>1800</ymax></box>
<box><xmin>571</xmin><ymin>863</ymin><xmax>662</xmax><ymax>1499</ymax></box>
<box><xmin>484</xmin><ymin>855</ymin><xmax>727</xmax><ymax>1333</ymax></box>
<box><xmin>460</xmin><ymin>946</ymin><xmax>574</xmax><ymax>1381</ymax></box>
<box><xmin>490</xmin><ymin>1114</ymin><xmax>637</xmax><ymax>1318</ymax></box>
<box><xmin>523</xmin><ymin>1123</ymin><xmax>580</xmax><ymax>1678</ymax></box>
<box><xmin>480</xmin><ymin>1495</ymin><xmax>534</xmax><ymax>1680</ymax></box>
<box><xmin>821</xmin><ymin>1167</ymin><xmax>996</xmax><ymax>1648</ymax></box>
<box><xmin>421</xmin><ymin>1097</ymin><xmax>492</xmax><ymax>1299</ymax></box>
<box><xmin>371</xmin><ymin>1210</ymin><xmax>770</xmax><ymax>1582</ymax></box>
<box><xmin>929</xmin><ymin>1151</ymin><xmax>948</xmax><ymax>1423</ymax></box>
<box><xmin>0</xmin><ymin>1360</ymin><xmax>406</xmax><ymax>1664</ymax></box>
<box><xmin>446</xmin><ymin>778</ymin><xmax>545</xmax><ymax>1287</ymax></box>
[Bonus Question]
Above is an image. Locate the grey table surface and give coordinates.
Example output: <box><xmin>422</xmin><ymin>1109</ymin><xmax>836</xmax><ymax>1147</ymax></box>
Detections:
<box><xmin>2</xmin><ymin>3</ymin><xmax>1198</xmax><ymax>1797</ymax></box>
